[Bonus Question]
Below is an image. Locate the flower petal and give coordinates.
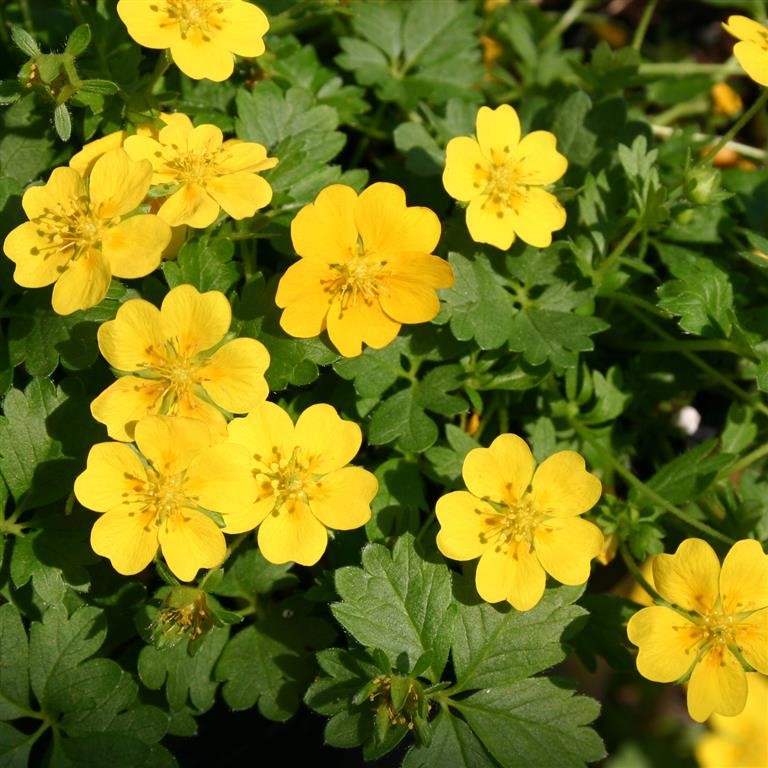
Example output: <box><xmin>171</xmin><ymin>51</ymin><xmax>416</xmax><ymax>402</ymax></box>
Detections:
<box><xmin>326</xmin><ymin>295</ymin><xmax>400</xmax><ymax>357</ymax></box>
<box><xmin>217</xmin><ymin>140</ymin><xmax>277</xmax><ymax>174</ymax></box>
<box><xmin>258</xmin><ymin>500</ymin><xmax>328</xmax><ymax>566</ymax></box>
<box><xmin>97</xmin><ymin>298</ymin><xmax>165</xmax><ymax>371</ymax></box>
<box><xmin>173</xmin><ymin>393</ymin><xmax>229</xmax><ymax>436</ymax></box>
<box><xmin>508</xmin><ymin>187</ymin><xmax>567</xmax><ymax>249</ymax></box>
<box><xmin>103</xmin><ymin>214</ymin><xmax>169</xmax><ymax>278</ymax></box>
<box><xmin>122</xmin><ymin>134</ymin><xmax>166</xmax><ymax>175</ymax></box>
<box><xmin>476</xmin><ymin>104</ymin><xmax>521</xmax><ymax>158</ymax></box>
<box><xmin>378</xmin><ymin>253</ymin><xmax>454</xmax><ymax>324</ymax></box>
<box><xmin>734</xmin><ymin>608</ymin><xmax>768</xmax><ymax>674</ymax></box>
<box><xmin>23</xmin><ymin>167</ymin><xmax>84</xmax><ymax>219</ymax></box>
<box><xmin>687</xmin><ymin>645</ymin><xmax>748</xmax><ymax>722</ymax></box>
<box><xmin>530</xmin><ymin>450</ymin><xmax>602</xmax><ymax>517</ymax></box>
<box><xmin>308</xmin><ymin>466</ymin><xmax>377</xmax><ymax>530</ymax></box>
<box><xmin>90</xmin><ymin>376</ymin><xmax>167</xmax><ymax>442</ymax></box>
<box><xmin>534</xmin><ymin>516</ymin><xmax>603</xmax><ymax>585</ymax></box>
<box><xmin>160</xmin><ymin>284</ymin><xmax>230</xmax><ymax>357</ymax></box>
<box><xmin>294</xmin><ymin>403</ymin><xmax>362</xmax><ymax>474</ymax></box>
<box><xmin>51</xmin><ymin>251</ymin><xmax>111</xmax><ymax>315</ymax></box>
<box><xmin>70</xmin><ymin>131</ymin><xmax>127</xmax><ymax>177</ymax></box>
<box><xmin>275</xmin><ymin>259</ymin><xmax>334</xmax><ymax>338</ymax></box>
<box><xmin>158</xmin><ymin>510</ymin><xmax>226</xmax><ymax>582</ymax></box>
<box><xmin>205</xmin><ymin>172</ymin><xmax>272</xmax><ymax>219</ymax></box>
<box><xmin>74</xmin><ymin>442</ymin><xmax>147</xmax><ymax>512</ymax></box>
<box><xmin>510</xmin><ymin>131</ymin><xmax>568</xmax><ymax>185</ymax></box>
<box><xmin>723</xmin><ymin>15</ymin><xmax>768</xmax><ymax>44</ymax></box>
<box><xmin>90</xmin><ymin>149</ymin><xmax>153</xmax><ymax>218</ymax></box>
<box><xmin>465</xmin><ymin>195</ymin><xmax>515</xmax><ymax>250</ymax></box>
<box><xmin>652</xmin><ymin>538</ymin><xmax>720</xmax><ymax>614</ymax></box>
<box><xmin>443</xmin><ymin>136</ymin><xmax>488</xmax><ymax>201</ymax></box>
<box><xmin>216</xmin><ymin>0</ymin><xmax>270</xmax><ymax>56</ymax></box>
<box><xmin>227</xmin><ymin>402</ymin><xmax>295</xmax><ymax>471</ymax></box>
<box><xmin>91</xmin><ymin>507</ymin><xmax>158</xmax><ymax>576</ymax></box>
<box><xmin>117</xmin><ymin>0</ymin><xmax>180</xmax><ymax>48</ymax></box>
<box><xmin>196</xmin><ymin>337</ymin><xmax>270</xmax><ymax>414</ymax></box>
<box><xmin>463</xmin><ymin>434</ymin><xmax>535</xmax><ymax>505</ymax></box>
<box><xmin>134</xmin><ymin>415</ymin><xmax>215</xmax><ymax>476</ymax></box>
<box><xmin>170</xmin><ymin>38</ymin><xmax>234</xmax><ymax>82</ymax></box>
<box><xmin>158</xmin><ymin>184</ymin><xmax>220</xmax><ymax>228</ymax></box>
<box><xmin>627</xmin><ymin>605</ymin><xmax>701</xmax><ymax>682</ymax></box>
<box><xmin>476</xmin><ymin>541</ymin><xmax>546</xmax><ymax>610</ymax></box>
<box><xmin>435</xmin><ymin>491</ymin><xmax>498</xmax><ymax>561</ymax></box>
<box><xmin>291</xmin><ymin>184</ymin><xmax>359</xmax><ymax>262</ymax></box>
<box><xmin>3</xmin><ymin>223</ymin><xmax>69</xmax><ymax>286</ymax></box>
<box><xmin>719</xmin><ymin>539</ymin><xmax>768</xmax><ymax>616</ymax></box>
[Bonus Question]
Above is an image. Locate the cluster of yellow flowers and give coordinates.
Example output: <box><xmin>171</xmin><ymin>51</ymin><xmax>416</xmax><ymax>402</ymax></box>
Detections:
<box><xmin>2</xmin><ymin>1</ymin><xmax>766</xmax><ymax>744</ymax></box>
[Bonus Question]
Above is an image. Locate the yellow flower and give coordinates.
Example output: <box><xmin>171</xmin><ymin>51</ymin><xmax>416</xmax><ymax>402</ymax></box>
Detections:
<box><xmin>435</xmin><ymin>434</ymin><xmax>603</xmax><ymax>611</ymax></box>
<box><xmin>123</xmin><ymin>112</ymin><xmax>276</xmax><ymax>228</ymax></box>
<box><xmin>275</xmin><ymin>183</ymin><xmax>454</xmax><ymax>357</ymax></box>
<box><xmin>227</xmin><ymin>402</ymin><xmax>378</xmax><ymax>566</ymax></box>
<box><xmin>117</xmin><ymin>0</ymin><xmax>269</xmax><ymax>82</ymax></box>
<box><xmin>74</xmin><ymin>415</ymin><xmax>257</xmax><ymax>581</ymax></box>
<box><xmin>91</xmin><ymin>284</ymin><xmax>270</xmax><ymax>441</ymax></box>
<box><xmin>2</xmin><ymin>149</ymin><xmax>170</xmax><ymax>315</ymax></box>
<box><xmin>443</xmin><ymin>104</ymin><xmax>567</xmax><ymax>250</ymax></box>
<box><xmin>627</xmin><ymin>538</ymin><xmax>768</xmax><ymax>722</ymax></box>
<box><xmin>695</xmin><ymin>673</ymin><xmax>768</xmax><ymax>768</ymax></box>
<box><xmin>711</xmin><ymin>82</ymin><xmax>743</xmax><ymax>117</ymax></box>
<box><xmin>69</xmin><ymin>130</ymin><xmax>128</xmax><ymax>177</ymax></box>
<box><xmin>723</xmin><ymin>16</ymin><xmax>768</xmax><ymax>87</ymax></box>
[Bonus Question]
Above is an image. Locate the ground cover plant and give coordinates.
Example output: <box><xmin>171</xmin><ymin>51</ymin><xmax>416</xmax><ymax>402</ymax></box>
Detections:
<box><xmin>0</xmin><ymin>0</ymin><xmax>767</xmax><ymax>766</ymax></box>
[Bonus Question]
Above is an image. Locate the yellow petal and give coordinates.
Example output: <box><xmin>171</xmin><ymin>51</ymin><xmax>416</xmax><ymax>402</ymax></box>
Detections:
<box><xmin>652</xmin><ymin>538</ymin><xmax>720</xmax><ymax>614</ymax></box>
<box><xmin>275</xmin><ymin>260</ymin><xmax>334</xmax><ymax>337</ymax></box>
<box><xmin>308</xmin><ymin>466</ymin><xmax>377</xmax><ymax>529</ymax></box>
<box><xmin>216</xmin><ymin>0</ymin><xmax>270</xmax><ymax>56</ymax></box>
<box><xmin>90</xmin><ymin>507</ymin><xmax>158</xmax><ymax>576</ymax></box>
<box><xmin>734</xmin><ymin>608</ymin><xmax>768</xmax><ymax>674</ymax></box>
<box><xmin>476</xmin><ymin>541</ymin><xmax>546</xmax><ymax>610</ymax></box>
<box><xmin>355</xmin><ymin>183</ymin><xmax>441</xmax><ymax>255</ymax></box>
<box><xmin>158</xmin><ymin>184</ymin><xmax>220</xmax><ymax>228</ymax></box>
<box><xmin>227</xmin><ymin>402</ymin><xmax>295</xmax><ymax>470</ymax></box>
<box><xmin>465</xmin><ymin>195</ymin><xmax>515</xmax><ymax>250</ymax></box>
<box><xmin>122</xmin><ymin>134</ymin><xmax>166</xmax><ymax>173</ymax></box>
<box><xmin>90</xmin><ymin>377</ymin><xmax>166</xmax><ymax>442</ymax></box>
<box><xmin>160</xmin><ymin>284</ymin><xmax>230</xmax><ymax>357</ymax></box>
<box><xmin>723</xmin><ymin>15</ymin><xmax>768</xmax><ymax>44</ymax></box>
<box><xmin>22</xmin><ymin>166</ymin><xmax>84</xmax><ymax>219</ymax></box>
<box><xmin>510</xmin><ymin>187</ymin><xmax>567</xmax><ymax>249</ymax></box>
<box><xmin>733</xmin><ymin>40</ymin><xmax>768</xmax><ymax>87</ymax></box>
<box><xmin>51</xmin><ymin>251</ymin><xmax>111</xmax><ymax>315</ymax></box>
<box><xmin>258</xmin><ymin>499</ymin><xmax>328</xmax><ymax>566</ymax></box>
<box><xmin>533</xmin><ymin>517</ymin><xmax>603</xmax><ymax>585</ymax></box>
<box><xmin>170</xmin><ymin>38</ymin><xmax>234</xmax><ymax>82</ymax></box>
<box><xmin>443</xmin><ymin>136</ymin><xmax>488</xmax><ymax>202</ymax></box>
<box><xmin>290</xmin><ymin>184</ymin><xmax>359</xmax><ymax>262</ymax></box>
<box><xmin>158</xmin><ymin>509</ymin><xmax>226</xmax><ymax>582</ymax></box>
<box><xmin>293</xmin><ymin>403</ymin><xmax>362</xmax><ymax>474</ymax></box>
<box><xmin>116</xmin><ymin>0</ymin><xmax>180</xmax><ymax>48</ymax></box>
<box><xmin>510</xmin><ymin>131</ymin><xmax>567</xmax><ymax>185</ymax></box>
<box><xmin>217</xmin><ymin>140</ymin><xmax>277</xmax><ymax>173</ymax></box>
<box><xmin>223</xmin><ymin>497</ymin><xmax>275</xmax><ymax>535</ymax></box>
<box><xmin>205</xmin><ymin>172</ymin><xmax>272</xmax><ymax>219</ymax></box>
<box><xmin>3</xmin><ymin>223</ymin><xmax>68</xmax><ymax>286</ymax></box>
<box><xmin>687</xmin><ymin>645</ymin><xmax>748</xmax><ymax>722</ymax></box>
<box><xmin>435</xmin><ymin>490</ymin><xmax>497</xmax><ymax>561</ymax></box>
<box><xmin>720</xmin><ymin>539</ymin><xmax>768</xmax><ymax>616</ymax></box>
<box><xmin>134</xmin><ymin>415</ymin><xmax>215</xmax><ymax>476</ymax></box>
<box><xmin>69</xmin><ymin>131</ymin><xmax>127</xmax><ymax>177</ymax></box>
<box><xmin>196</xmin><ymin>338</ymin><xmax>270</xmax><ymax>414</ymax></box>
<box><xmin>463</xmin><ymin>434</ymin><xmax>534</xmax><ymax>504</ymax></box>
<box><xmin>378</xmin><ymin>253</ymin><xmax>454</xmax><ymax>324</ymax></box>
<box><xmin>74</xmin><ymin>442</ymin><xmax>147</xmax><ymax>512</ymax></box>
<box><xmin>530</xmin><ymin>450</ymin><xmax>602</xmax><ymax>517</ymax></box>
<box><xmin>326</xmin><ymin>295</ymin><xmax>400</xmax><ymax>357</ymax></box>
<box><xmin>97</xmin><ymin>298</ymin><xmax>165</xmax><ymax>371</ymax></box>
<box><xmin>173</xmin><ymin>392</ymin><xmax>229</xmax><ymax>436</ymax></box>
<box><xmin>476</xmin><ymin>104</ymin><xmax>521</xmax><ymax>158</ymax></box>
<box><xmin>90</xmin><ymin>149</ymin><xmax>152</xmax><ymax>218</ymax></box>
<box><xmin>627</xmin><ymin>605</ymin><xmax>701</xmax><ymax>682</ymax></box>
<box><xmin>103</xmin><ymin>214</ymin><xmax>169</xmax><ymax>278</ymax></box>
<box><xmin>188</xmin><ymin>123</ymin><xmax>224</xmax><ymax>155</ymax></box>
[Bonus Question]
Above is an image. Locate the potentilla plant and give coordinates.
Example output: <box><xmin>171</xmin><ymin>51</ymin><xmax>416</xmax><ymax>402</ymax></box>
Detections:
<box><xmin>0</xmin><ymin>2</ymin><xmax>767</xmax><ymax>767</ymax></box>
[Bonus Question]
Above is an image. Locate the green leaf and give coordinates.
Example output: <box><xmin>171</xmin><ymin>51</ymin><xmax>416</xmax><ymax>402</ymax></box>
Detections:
<box><xmin>367</xmin><ymin>458</ymin><xmax>427</xmax><ymax>540</ymax></box>
<box><xmin>720</xmin><ymin>403</ymin><xmax>757</xmax><ymax>455</ymax></box>
<box><xmin>65</xmin><ymin>24</ymin><xmax>91</xmax><ymax>56</ymax></box>
<box><xmin>162</xmin><ymin>239</ymin><xmax>240</xmax><ymax>294</ymax></box>
<box><xmin>206</xmin><ymin>542</ymin><xmax>297</xmax><ymax>599</ymax></box>
<box><xmin>0</xmin><ymin>81</ymin><xmax>20</xmax><ymax>106</ymax></box>
<box><xmin>451</xmin><ymin>581</ymin><xmax>586</xmax><ymax>690</ymax></box>
<box><xmin>0</xmin><ymin>721</ymin><xmax>33</xmax><ymax>768</ymax></box>
<box><xmin>393</xmin><ymin>122</ymin><xmax>443</xmax><ymax>176</ymax></box>
<box><xmin>0</xmin><ymin>604</ymin><xmax>29</xmax><ymax>720</ymax></box>
<box><xmin>331</xmin><ymin>535</ymin><xmax>455</xmax><ymax>682</ymax></box>
<box><xmin>367</xmin><ymin>387</ymin><xmax>438</xmax><ymax>452</ymax></box>
<box><xmin>454</xmin><ymin>679</ymin><xmax>604</xmax><ymax>768</ymax></box>
<box><xmin>551</xmin><ymin>91</ymin><xmax>597</xmax><ymax>167</ymax></box>
<box><xmin>580</xmin><ymin>367</ymin><xmax>631</xmax><ymax>425</ymax></box>
<box><xmin>333</xmin><ymin>341</ymin><xmax>405</xmax><ymax>400</ymax></box>
<box><xmin>0</xmin><ymin>96</ymin><xmax>56</xmax><ymax>182</ymax></box>
<box><xmin>10</xmin><ymin>25</ymin><xmax>39</xmax><ymax>57</ymax></box>
<box><xmin>53</xmin><ymin>104</ymin><xmax>72</xmax><ymax>142</ymax></box>
<box><xmin>78</xmin><ymin>79</ymin><xmax>120</xmax><ymax>95</ymax></box>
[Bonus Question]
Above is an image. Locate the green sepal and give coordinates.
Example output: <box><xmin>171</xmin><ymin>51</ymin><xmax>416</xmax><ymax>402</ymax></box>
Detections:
<box><xmin>65</xmin><ymin>24</ymin><xmax>91</xmax><ymax>56</ymax></box>
<box><xmin>10</xmin><ymin>25</ymin><xmax>39</xmax><ymax>57</ymax></box>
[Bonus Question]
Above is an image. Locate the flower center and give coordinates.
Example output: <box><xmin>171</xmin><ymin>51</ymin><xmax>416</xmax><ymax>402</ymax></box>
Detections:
<box><xmin>323</xmin><ymin>238</ymin><xmax>390</xmax><ymax>313</ymax></box>
<box><xmin>166</xmin><ymin>149</ymin><xmax>218</xmax><ymax>186</ymax></box>
<box><xmin>481</xmin><ymin>494</ymin><xmax>543</xmax><ymax>551</ymax></box>
<box><xmin>699</xmin><ymin>607</ymin><xmax>737</xmax><ymax>648</ymax></box>
<box><xmin>254</xmin><ymin>446</ymin><xmax>318</xmax><ymax>513</ymax></box>
<box><xmin>164</xmin><ymin>0</ymin><xmax>225</xmax><ymax>39</ymax></box>
<box><xmin>123</xmin><ymin>465</ymin><xmax>196</xmax><ymax>527</ymax></box>
<box><xmin>136</xmin><ymin>339</ymin><xmax>207</xmax><ymax>414</ymax></box>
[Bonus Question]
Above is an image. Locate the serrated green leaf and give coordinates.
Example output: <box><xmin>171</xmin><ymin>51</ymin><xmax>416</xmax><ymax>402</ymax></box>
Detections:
<box><xmin>331</xmin><ymin>535</ymin><xmax>455</xmax><ymax>682</ymax></box>
<box><xmin>0</xmin><ymin>96</ymin><xmax>56</xmax><ymax>182</ymax></box>
<box><xmin>368</xmin><ymin>457</ymin><xmax>427</xmax><ymax>540</ymax></box>
<box><xmin>454</xmin><ymin>679</ymin><xmax>604</xmax><ymax>768</ymax></box>
<box><xmin>367</xmin><ymin>387</ymin><xmax>438</xmax><ymax>452</ymax></box>
<box><xmin>0</xmin><ymin>604</ymin><xmax>29</xmax><ymax>720</ymax></box>
<box><xmin>162</xmin><ymin>239</ymin><xmax>239</xmax><ymax>293</ymax></box>
<box><xmin>720</xmin><ymin>403</ymin><xmax>756</xmax><ymax>455</ymax></box>
<box><xmin>206</xmin><ymin>542</ymin><xmax>297</xmax><ymax>599</ymax></box>
<box><xmin>333</xmin><ymin>341</ymin><xmax>405</xmax><ymax>399</ymax></box>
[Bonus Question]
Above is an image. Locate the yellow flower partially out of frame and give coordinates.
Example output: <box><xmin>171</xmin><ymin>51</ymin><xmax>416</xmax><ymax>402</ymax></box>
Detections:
<box><xmin>227</xmin><ymin>402</ymin><xmax>378</xmax><ymax>566</ymax></box>
<box><xmin>276</xmin><ymin>183</ymin><xmax>454</xmax><ymax>357</ymax></box>
<box><xmin>91</xmin><ymin>284</ymin><xmax>270</xmax><ymax>441</ymax></box>
<box><xmin>723</xmin><ymin>15</ymin><xmax>768</xmax><ymax>87</ymax></box>
<box><xmin>2</xmin><ymin>149</ymin><xmax>171</xmax><ymax>315</ymax></box>
<box><xmin>74</xmin><ymin>415</ymin><xmax>257</xmax><ymax>582</ymax></box>
<box><xmin>117</xmin><ymin>0</ymin><xmax>269</xmax><ymax>82</ymax></box>
<box><xmin>627</xmin><ymin>538</ymin><xmax>768</xmax><ymax>723</ymax></box>
<box><xmin>435</xmin><ymin>434</ymin><xmax>603</xmax><ymax>611</ymax></box>
<box><xmin>443</xmin><ymin>104</ymin><xmax>567</xmax><ymax>251</ymax></box>
<box><xmin>695</xmin><ymin>673</ymin><xmax>768</xmax><ymax>768</ymax></box>
<box><xmin>124</xmin><ymin>112</ymin><xmax>276</xmax><ymax>228</ymax></box>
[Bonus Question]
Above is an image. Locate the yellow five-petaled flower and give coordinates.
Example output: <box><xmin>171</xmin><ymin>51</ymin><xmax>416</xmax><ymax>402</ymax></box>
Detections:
<box><xmin>117</xmin><ymin>0</ymin><xmax>269</xmax><ymax>82</ymax></box>
<box><xmin>227</xmin><ymin>402</ymin><xmax>378</xmax><ymax>566</ymax></box>
<box><xmin>443</xmin><ymin>104</ymin><xmax>567</xmax><ymax>251</ymax></box>
<box><xmin>627</xmin><ymin>538</ymin><xmax>768</xmax><ymax>722</ymax></box>
<box><xmin>91</xmin><ymin>284</ymin><xmax>270</xmax><ymax>441</ymax></box>
<box><xmin>436</xmin><ymin>434</ymin><xmax>603</xmax><ymax>611</ymax></box>
<box><xmin>3</xmin><ymin>149</ymin><xmax>171</xmax><ymax>315</ymax></box>
<box><xmin>723</xmin><ymin>15</ymin><xmax>768</xmax><ymax>87</ymax></box>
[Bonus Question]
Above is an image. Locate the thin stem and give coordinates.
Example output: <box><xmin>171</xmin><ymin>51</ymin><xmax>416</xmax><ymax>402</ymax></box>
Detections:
<box><xmin>144</xmin><ymin>50</ymin><xmax>171</xmax><ymax>96</ymax></box>
<box><xmin>596</xmin><ymin>219</ymin><xmax>644</xmax><ymax>279</ymax></box>
<box><xmin>631</xmin><ymin>0</ymin><xmax>657</xmax><ymax>52</ymax></box>
<box><xmin>540</xmin><ymin>0</ymin><xmax>592</xmax><ymax>47</ymax></box>
<box><xmin>639</xmin><ymin>60</ymin><xmax>741</xmax><ymax>77</ymax></box>
<box><xmin>651</xmin><ymin>124</ymin><xmax>766</xmax><ymax>160</ymax></box>
<box><xmin>608</xmin><ymin>338</ymin><xmax>743</xmax><ymax>354</ymax></box>
<box><xmin>715</xmin><ymin>440</ymin><xmax>768</xmax><ymax>483</ymax></box>
<box><xmin>571</xmin><ymin>418</ymin><xmax>735</xmax><ymax>545</ymax></box>
<box><xmin>619</xmin><ymin>541</ymin><xmax>666</xmax><ymax>605</ymax></box>
<box><xmin>19</xmin><ymin>0</ymin><xmax>34</xmax><ymax>33</ymax></box>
